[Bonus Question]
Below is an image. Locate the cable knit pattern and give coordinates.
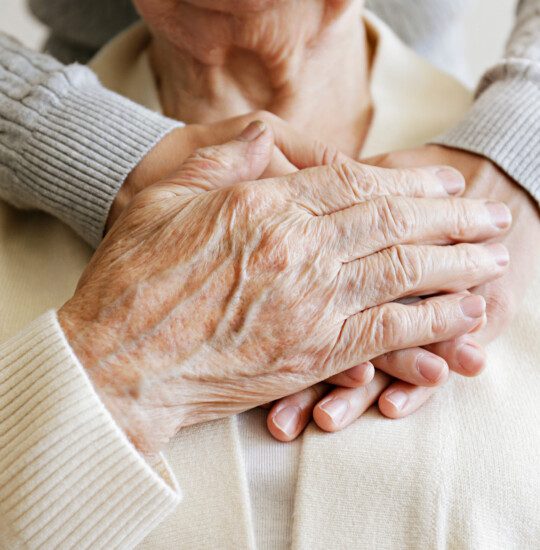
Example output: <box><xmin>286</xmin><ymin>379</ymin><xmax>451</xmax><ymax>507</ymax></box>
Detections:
<box><xmin>0</xmin><ymin>34</ymin><xmax>182</xmax><ymax>247</ymax></box>
<box><xmin>0</xmin><ymin>311</ymin><xmax>181</xmax><ymax>549</ymax></box>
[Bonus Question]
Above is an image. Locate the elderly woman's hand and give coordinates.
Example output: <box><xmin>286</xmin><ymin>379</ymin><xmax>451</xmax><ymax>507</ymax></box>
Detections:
<box><xmin>107</xmin><ymin>111</ymin><xmax>325</xmax><ymax>229</ymax></box>
<box><xmin>58</xmin><ymin>125</ymin><xmax>509</xmax><ymax>453</ymax></box>
<box><xmin>267</xmin><ymin>145</ymin><xmax>533</xmax><ymax>440</ymax></box>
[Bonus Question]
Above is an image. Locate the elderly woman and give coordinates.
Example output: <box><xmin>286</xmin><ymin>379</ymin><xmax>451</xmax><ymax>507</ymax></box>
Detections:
<box><xmin>0</xmin><ymin>1</ymin><xmax>538</xmax><ymax>550</ymax></box>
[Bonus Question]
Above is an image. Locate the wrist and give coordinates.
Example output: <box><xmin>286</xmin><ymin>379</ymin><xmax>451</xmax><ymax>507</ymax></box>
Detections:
<box><xmin>427</xmin><ymin>145</ymin><xmax>538</xmax><ymax>211</ymax></box>
<box><xmin>57</xmin><ymin>303</ymin><xmax>169</xmax><ymax>454</ymax></box>
<box><xmin>106</xmin><ymin>125</ymin><xmax>194</xmax><ymax>231</ymax></box>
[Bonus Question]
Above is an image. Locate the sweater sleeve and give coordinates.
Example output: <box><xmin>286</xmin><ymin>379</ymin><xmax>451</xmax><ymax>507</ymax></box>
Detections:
<box><xmin>0</xmin><ymin>311</ymin><xmax>181</xmax><ymax>549</ymax></box>
<box><xmin>435</xmin><ymin>0</ymin><xmax>540</xmax><ymax>203</ymax></box>
<box><xmin>0</xmin><ymin>33</ymin><xmax>182</xmax><ymax>248</ymax></box>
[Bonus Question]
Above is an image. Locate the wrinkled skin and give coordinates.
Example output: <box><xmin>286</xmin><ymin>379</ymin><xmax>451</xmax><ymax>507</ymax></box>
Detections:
<box><xmin>107</xmin><ymin>112</ymin><xmax>309</xmax><ymax>229</ymax></box>
<box><xmin>268</xmin><ymin>145</ymin><xmax>538</xmax><ymax>440</ymax></box>
<box><xmin>108</xmin><ymin>112</ymin><xmax>398</xmax><ymax>414</ymax></box>
<box><xmin>58</xmin><ymin>125</ymin><xmax>509</xmax><ymax>453</ymax></box>
<box><xmin>107</xmin><ymin>111</ymin><xmax>528</xmax><ymax>441</ymax></box>
<box><xmin>374</xmin><ymin>146</ymin><xmax>540</xmax><ymax>411</ymax></box>
<box><xmin>126</xmin><ymin>0</ymin><xmax>529</xmax><ymax>439</ymax></box>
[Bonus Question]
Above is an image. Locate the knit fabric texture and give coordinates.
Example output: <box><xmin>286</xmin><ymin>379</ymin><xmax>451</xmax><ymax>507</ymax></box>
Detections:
<box><xmin>0</xmin><ymin>312</ymin><xmax>181</xmax><ymax>548</ymax></box>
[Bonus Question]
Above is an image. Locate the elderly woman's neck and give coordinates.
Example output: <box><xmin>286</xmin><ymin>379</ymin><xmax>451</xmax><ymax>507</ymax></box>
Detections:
<box><xmin>148</xmin><ymin>0</ymin><xmax>372</xmax><ymax>157</ymax></box>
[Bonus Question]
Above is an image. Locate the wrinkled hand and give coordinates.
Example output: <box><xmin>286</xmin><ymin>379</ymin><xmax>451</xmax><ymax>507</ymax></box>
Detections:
<box><xmin>59</xmin><ymin>126</ymin><xmax>507</xmax><ymax>454</ymax></box>
<box><xmin>268</xmin><ymin>145</ymin><xmax>535</xmax><ymax>441</ymax></box>
<box><xmin>369</xmin><ymin>146</ymin><xmax>539</xmax><ymax>415</ymax></box>
<box><xmin>106</xmin><ymin>110</ymin><xmax>393</xmax><ymax>426</ymax></box>
<box><xmin>107</xmin><ymin>110</ymin><xmax>338</xmax><ymax>229</ymax></box>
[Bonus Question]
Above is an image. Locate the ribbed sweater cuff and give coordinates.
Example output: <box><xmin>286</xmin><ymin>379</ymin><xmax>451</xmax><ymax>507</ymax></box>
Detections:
<box><xmin>19</xmin><ymin>82</ymin><xmax>181</xmax><ymax>248</ymax></box>
<box><xmin>0</xmin><ymin>312</ymin><xmax>181</xmax><ymax>549</ymax></box>
<box><xmin>435</xmin><ymin>77</ymin><xmax>540</xmax><ymax>204</ymax></box>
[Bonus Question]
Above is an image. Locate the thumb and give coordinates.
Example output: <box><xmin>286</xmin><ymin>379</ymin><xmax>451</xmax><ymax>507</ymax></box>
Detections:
<box><xmin>161</xmin><ymin>120</ymin><xmax>274</xmax><ymax>194</ymax></box>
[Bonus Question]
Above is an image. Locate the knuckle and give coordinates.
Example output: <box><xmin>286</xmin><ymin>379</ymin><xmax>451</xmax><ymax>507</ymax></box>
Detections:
<box><xmin>330</xmin><ymin>162</ymin><xmax>383</xmax><ymax>199</ymax></box>
<box><xmin>314</xmin><ymin>141</ymin><xmax>342</xmax><ymax>166</ymax></box>
<box><xmin>190</xmin><ymin>144</ymin><xmax>234</xmax><ymax>171</ymax></box>
<box><xmin>423</xmin><ymin>300</ymin><xmax>448</xmax><ymax>337</ymax></box>
<box><xmin>356</xmin><ymin>165</ymin><xmax>380</xmax><ymax>196</ymax></box>
<box><xmin>245</xmin><ymin>213</ymin><xmax>308</xmax><ymax>276</ymax></box>
<box><xmin>367</xmin><ymin>166</ymin><xmax>425</xmax><ymax>196</ymax></box>
<box><xmin>375</xmin><ymin>196</ymin><xmax>412</xmax><ymax>239</ymax></box>
<box><xmin>404</xmin><ymin>168</ymin><xmax>430</xmax><ymax>195</ymax></box>
<box><xmin>330</xmin><ymin>162</ymin><xmax>362</xmax><ymax>201</ymax></box>
<box><xmin>458</xmin><ymin>244</ymin><xmax>484</xmax><ymax>274</ymax></box>
<box><xmin>364</xmin><ymin>305</ymin><xmax>403</xmax><ymax>352</ymax></box>
<box><xmin>382</xmin><ymin>245</ymin><xmax>423</xmax><ymax>291</ymax></box>
<box><xmin>446</xmin><ymin>198</ymin><xmax>475</xmax><ymax>240</ymax></box>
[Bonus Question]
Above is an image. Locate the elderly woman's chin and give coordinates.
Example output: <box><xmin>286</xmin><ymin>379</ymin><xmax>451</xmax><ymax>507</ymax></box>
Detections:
<box><xmin>164</xmin><ymin>0</ymin><xmax>351</xmax><ymax>13</ymax></box>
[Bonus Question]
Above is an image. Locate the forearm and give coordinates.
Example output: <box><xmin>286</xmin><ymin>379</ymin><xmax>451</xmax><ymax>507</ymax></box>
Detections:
<box><xmin>0</xmin><ymin>312</ymin><xmax>180</xmax><ymax>548</ymax></box>
<box><xmin>0</xmin><ymin>33</ymin><xmax>182</xmax><ymax>247</ymax></box>
<box><xmin>435</xmin><ymin>0</ymin><xmax>540</xmax><ymax>204</ymax></box>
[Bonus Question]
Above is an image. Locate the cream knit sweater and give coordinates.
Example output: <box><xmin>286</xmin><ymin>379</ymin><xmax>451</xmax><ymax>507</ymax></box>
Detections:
<box><xmin>1</xmin><ymin>13</ymin><xmax>539</xmax><ymax>550</ymax></box>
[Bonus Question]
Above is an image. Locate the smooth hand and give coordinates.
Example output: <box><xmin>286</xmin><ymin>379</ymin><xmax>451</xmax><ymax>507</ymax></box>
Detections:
<box><xmin>59</xmin><ymin>128</ymin><xmax>509</xmax><ymax>453</ymax></box>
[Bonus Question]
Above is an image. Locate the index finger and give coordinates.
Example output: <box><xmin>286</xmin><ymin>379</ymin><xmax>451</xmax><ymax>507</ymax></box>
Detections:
<box><xmin>280</xmin><ymin>161</ymin><xmax>464</xmax><ymax>215</ymax></box>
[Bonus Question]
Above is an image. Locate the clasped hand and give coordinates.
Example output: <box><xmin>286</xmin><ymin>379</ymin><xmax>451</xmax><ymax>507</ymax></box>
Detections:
<box><xmin>59</xmin><ymin>118</ymin><xmax>511</xmax><ymax>453</ymax></box>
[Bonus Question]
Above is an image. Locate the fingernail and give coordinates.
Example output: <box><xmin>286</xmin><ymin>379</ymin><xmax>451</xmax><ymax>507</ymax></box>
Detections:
<box><xmin>484</xmin><ymin>243</ymin><xmax>509</xmax><ymax>266</ymax></box>
<box><xmin>319</xmin><ymin>398</ymin><xmax>349</xmax><ymax>425</ymax></box>
<box><xmin>386</xmin><ymin>390</ymin><xmax>407</xmax><ymax>411</ymax></box>
<box><xmin>436</xmin><ymin>167</ymin><xmax>464</xmax><ymax>195</ymax></box>
<box><xmin>486</xmin><ymin>201</ymin><xmax>512</xmax><ymax>229</ymax></box>
<box><xmin>457</xmin><ymin>343</ymin><xmax>486</xmax><ymax>374</ymax></box>
<box><xmin>416</xmin><ymin>354</ymin><xmax>447</xmax><ymax>383</ymax></box>
<box><xmin>460</xmin><ymin>295</ymin><xmax>486</xmax><ymax>319</ymax></box>
<box><xmin>237</xmin><ymin>120</ymin><xmax>266</xmax><ymax>142</ymax></box>
<box><xmin>272</xmin><ymin>406</ymin><xmax>300</xmax><ymax>436</ymax></box>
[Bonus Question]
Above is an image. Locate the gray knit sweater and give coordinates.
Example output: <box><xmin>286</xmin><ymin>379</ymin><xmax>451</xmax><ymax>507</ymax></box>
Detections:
<box><xmin>0</xmin><ymin>0</ymin><xmax>539</xmax><ymax>247</ymax></box>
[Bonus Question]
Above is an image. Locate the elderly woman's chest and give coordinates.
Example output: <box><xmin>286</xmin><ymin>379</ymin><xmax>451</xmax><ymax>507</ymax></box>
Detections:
<box><xmin>0</xmin><ymin>200</ymin><xmax>91</xmax><ymax>341</ymax></box>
